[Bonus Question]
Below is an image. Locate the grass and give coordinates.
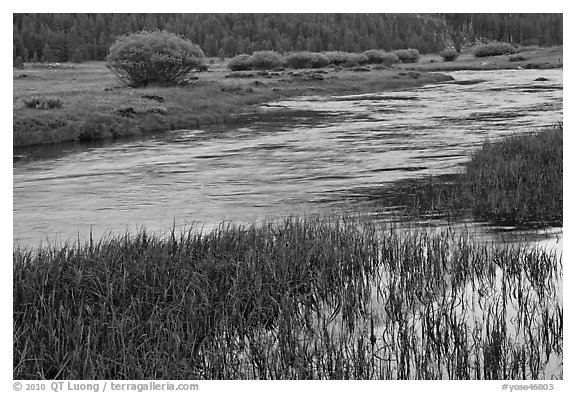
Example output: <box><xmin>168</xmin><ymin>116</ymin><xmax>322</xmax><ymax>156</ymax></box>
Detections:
<box><xmin>401</xmin><ymin>46</ymin><xmax>562</xmax><ymax>72</ymax></box>
<box><xmin>381</xmin><ymin>124</ymin><xmax>562</xmax><ymax>228</ymax></box>
<box><xmin>14</xmin><ymin>215</ymin><xmax>562</xmax><ymax>379</ymax></box>
<box><xmin>13</xmin><ymin>46</ymin><xmax>561</xmax><ymax>147</ymax></box>
<box><xmin>13</xmin><ymin>60</ymin><xmax>454</xmax><ymax>147</ymax></box>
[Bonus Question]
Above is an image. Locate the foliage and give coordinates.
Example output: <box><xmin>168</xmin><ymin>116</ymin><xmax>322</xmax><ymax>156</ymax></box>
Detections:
<box><xmin>283</xmin><ymin>51</ymin><xmax>330</xmax><ymax>69</ymax></box>
<box><xmin>14</xmin><ymin>56</ymin><xmax>24</xmax><ymax>69</ymax></box>
<box><xmin>440</xmin><ymin>49</ymin><xmax>459</xmax><ymax>62</ymax></box>
<box><xmin>324</xmin><ymin>51</ymin><xmax>349</xmax><ymax>65</ymax></box>
<box><xmin>23</xmin><ymin>97</ymin><xmax>63</xmax><ymax>109</ymax></box>
<box><xmin>13</xmin><ymin>14</ymin><xmax>563</xmax><ymax>62</ymax></box>
<box><xmin>342</xmin><ymin>53</ymin><xmax>369</xmax><ymax>67</ymax></box>
<box><xmin>508</xmin><ymin>54</ymin><xmax>527</xmax><ymax>62</ymax></box>
<box><xmin>106</xmin><ymin>30</ymin><xmax>205</xmax><ymax>87</ymax></box>
<box><xmin>249</xmin><ymin>51</ymin><xmax>285</xmax><ymax>70</ymax></box>
<box><xmin>473</xmin><ymin>42</ymin><xmax>518</xmax><ymax>57</ymax></box>
<box><xmin>394</xmin><ymin>48</ymin><xmax>420</xmax><ymax>63</ymax></box>
<box><xmin>69</xmin><ymin>48</ymin><xmax>84</xmax><ymax>63</ymax></box>
<box><xmin>227</xmin><ymin>54</ymin><xmax>253</xmax><ymax>71</ymax></box>
<box><xmin>362</xmin><ymin>49</ymin><xmax>399</xmax><ymax>66</ymax></box>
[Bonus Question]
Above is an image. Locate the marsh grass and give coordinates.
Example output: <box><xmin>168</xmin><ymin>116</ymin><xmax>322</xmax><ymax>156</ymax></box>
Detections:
<box><xmin>14</xmin><ymin>215</ymin><xmax>562</xmax><ymax>379</ymax></box>
<box><xmin>397</xmin><ymin>124</ymin><xmax>562</xmax><ymax>228</ymax></box>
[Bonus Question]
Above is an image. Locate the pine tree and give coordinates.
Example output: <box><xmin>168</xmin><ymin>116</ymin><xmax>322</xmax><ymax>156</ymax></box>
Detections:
<box><xmin>70</xmin><ymin>48</ymin><xmax>84</xmax><ymax>63</ymax></box>
<box><xmin>42</xmin><ymin>43</ymin><xmax>59</xmax><ymax>63</ymax></box>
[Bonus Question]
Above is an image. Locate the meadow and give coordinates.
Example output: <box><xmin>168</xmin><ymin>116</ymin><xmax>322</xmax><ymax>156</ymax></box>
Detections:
<box><xmin>13</xmin><ymin>60</ymin><xmax>452</xmax><ymax>147</ymax></box>
<box><xmin>13</xmin><ymin>46</ymin><xmax>561</xmax><ymax>148</ymax></box>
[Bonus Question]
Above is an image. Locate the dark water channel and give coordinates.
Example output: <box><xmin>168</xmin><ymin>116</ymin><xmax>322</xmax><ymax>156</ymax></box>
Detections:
<box><xmin>13</xmin><ymin>69</ymin><xmax>563</xmax><ymax>249</ymax></box>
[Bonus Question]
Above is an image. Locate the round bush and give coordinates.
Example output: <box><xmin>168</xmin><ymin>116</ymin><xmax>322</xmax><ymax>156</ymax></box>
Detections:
<box><xmin>106</xmin><ymin>30</ymin><xmax>205</xmax><ymax>87</ymax></box>
<box><xmin>473</xmin><ymin>42</ymin><xmax>518</xmax><ymax>58</ymax></box>
<box><xmin>324</xmin><ymin>51</ymin><xmax>349</xmax><ymax>66</ymax></box>
<box><xmin>284</xmin><ymin>51</ymin><xmax>330</xmax><ymax>69</ymax></box>
<box><xmin>440</xmin><ymin>49</ymin><xmax>459</xmax><ymax>62</ymax></box>
<box><xmin>342</xmin><ymin>53</ymin><xmax>369</xmax><ymax>67</ymax></box>
<box><xmin>249</xmin><ymin>51</ymin><xmax>285</xmax><ymax>70</ymax></box>
<box><xmin>227</xmin><ymin>54</ymin><xmax>253</xmax><ymax>71</ymax></box>
<box><xmin>394</xmin><ymin>48</ymin><xmax>420</xmax><ymax>63</ymax></box>
<box><xmin>380</xmin><ymin>52</ymin><xmax>400</xmax><ymax>66</ymax></box>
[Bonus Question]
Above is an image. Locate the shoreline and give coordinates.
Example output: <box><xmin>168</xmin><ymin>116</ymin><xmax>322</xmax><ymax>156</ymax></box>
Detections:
<box><xmin>13</xmin><ymin>63</ymin><xmax>454</xmax><ymax>148</ymax></box>
<box><xmin>13</xmin><ymin>46</ymin><xmax>562</xmax><ymax>148</ymax></box>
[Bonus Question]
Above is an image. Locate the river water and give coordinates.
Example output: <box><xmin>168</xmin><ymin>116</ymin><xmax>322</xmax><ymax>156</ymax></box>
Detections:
<box><xmin>13</xmin><ymin>69</ymin><xmax>563</xmax><ymax>248</ymax></box>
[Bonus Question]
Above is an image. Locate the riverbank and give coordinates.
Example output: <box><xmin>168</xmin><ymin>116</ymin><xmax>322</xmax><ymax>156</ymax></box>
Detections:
<box><xmin>13</xmin><ymin>61</ymin><xmax>453</xmax><ymax>147</ymax></box>
<box><xmin>13</xmin><ymin>46</ymin><xmax>561</xmax><ymax>147</ymax></box>
<box><xmin>13</xmin><ymin>215</ymin><xmax>562</xmax><ymax>379</ymax></box>
<box><xmin>401</xmin><ymin>45</ymin><xmax>563</xmax><ymax>72</ymax></box>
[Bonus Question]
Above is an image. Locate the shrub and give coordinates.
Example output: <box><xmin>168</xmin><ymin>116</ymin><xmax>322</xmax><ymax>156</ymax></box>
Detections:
<box><xmin>473</xmin><ymin>42</ymin><xmax>518</xmax><ymax>58</ymax></box>
<box><xmin>509</xmin><ymin>54</ymin><xmax>527</xmax><ymax>62</ymax></box>
<box><xmin>249</xmin><ymin>51</ymin><xmax>285</xmax><ymax>70</ymax></box>
<box><xmin>381</xmin><ymin>52</ymin><xmax>400</xmax><ymax>66</ymax></box>
<box><xmin>106</xmin><ymin>30</ymin><xmax>206</xmax><ymax>87</ymax></box>
<box><xmin>284</xmin><ymin>51</ymin><xmax>330</xmax><ymax>69</ymax></box>
<box><xmin>394</xmin><ymin>48</ymin><xmax>420</xmax><ymax>63</ymax></box>
<box><xmin>324</xmin><ymin>51</ymin><xmax>349</xmax><ymax>65</ymax></box>
<box><xmin>227</xmin><ymin>54</ymin><xmax>253</xmax><ymax>71</ymax></box>
<box><xmin>362</xmin><ymin>50</ymin><xmax>399</xmax><ymax>66</ymax></box>
<box><xmin>23</xmin><ymin>96</ymin><xmax>63</xmax><ymax>109</ymax></box>
<box><xmin>341</xmin><ymin>53</ymin><xmax>369</xmax><ymax>67</ymax></box>
<box><xmin>440</xmin><ymin>49</ymin><xmax>459</xmax><ymax>62</ymax></box>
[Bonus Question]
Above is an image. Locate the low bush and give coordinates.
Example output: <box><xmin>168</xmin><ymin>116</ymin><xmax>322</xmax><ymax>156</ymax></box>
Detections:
<box><xmin>363</xmin><ymin>50</ymin><xmax>399</xmax><ymax>66</ymax></box>
<box><xmin>324</xmin><ymin>51</ymin><xmax>349</xmax><ymax>65</ymax></box>
<box><xmin>284</xmin><ymin>51</ymin><xmax>330</xmax><ymax>69</ymax></box>
<box><xmin>342</xmin><ymin>53</ymin><xmax>369</xmax><ymax>67</ymax></box>
<box><xmin>394</xmin><ymin>48</ymin><xmax>420</xmax><ymax>63</ymax></box>
<box><xmin>440</xmin><ymin>49</ymin><xmax>459</xmax><ymax>62</ymax></box>
<box><xmin>473</xmin><ymin>42</ymin><xmax>518</xmax><ymax>57</ymax></box>
<box><xmin>106</xmin><ymin>30</ymin><xmax>205</xmax><ymax>87</ymax></box>
<box><xmin>23</xmin><ymin>97</ymin><xmax>63</xmax><ymax>109</ymax></box>
<box><xmin>227</xmin><ymin>54</ymin><xmax>253</xmax><ymax>71</ymax></box>
<box><xmin>509</xmin><ymin>54</ymin><xmax>527</xmax><ymax>62</ymax></box>
<box><xmin>249</xmin><ymin>51</ymin><xmax>285</xmax><ymax>70</ymax></box>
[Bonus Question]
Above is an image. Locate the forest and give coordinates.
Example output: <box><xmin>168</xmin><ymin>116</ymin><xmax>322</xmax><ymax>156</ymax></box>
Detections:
<box><xmin>13</xmin><ymin>13</ymin><xmax>563</xmax><ymax>63</ymax></box>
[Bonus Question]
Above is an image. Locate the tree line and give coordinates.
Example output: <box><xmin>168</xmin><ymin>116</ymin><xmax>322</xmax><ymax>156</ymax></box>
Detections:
<box><xmin>13</xmin><ymin>13</ymin><xmax>563</xmax><ymax>63</ymax></box>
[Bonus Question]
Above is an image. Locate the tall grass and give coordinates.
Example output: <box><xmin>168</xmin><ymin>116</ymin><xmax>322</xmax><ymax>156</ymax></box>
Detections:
<box><xmin>14</xmin><ymin>215</ymin><xmax>562</xmax><ymax>379</ymax></box>
<box><xmin>405</xmin><ymin>124</ymin><xmax>562</xmax><ymax>227</ymax></box>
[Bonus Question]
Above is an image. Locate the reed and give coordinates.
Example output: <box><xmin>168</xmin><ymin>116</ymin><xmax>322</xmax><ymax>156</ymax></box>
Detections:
<box><xmin>400</xmin><ymin>124</ymin><xmax>562</xmax><ymax>228</ymax></box>
<box><xmin>14</xmin><ymin>215</ymin><xmax>562</xmax><ymax>379</ymax></box>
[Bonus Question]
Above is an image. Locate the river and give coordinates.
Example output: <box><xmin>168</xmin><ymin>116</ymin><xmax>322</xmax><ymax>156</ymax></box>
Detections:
<box><xmin>13</xmin><ymin>69</ymin><xmax>563</xmax><ymax>248</ymax></box>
